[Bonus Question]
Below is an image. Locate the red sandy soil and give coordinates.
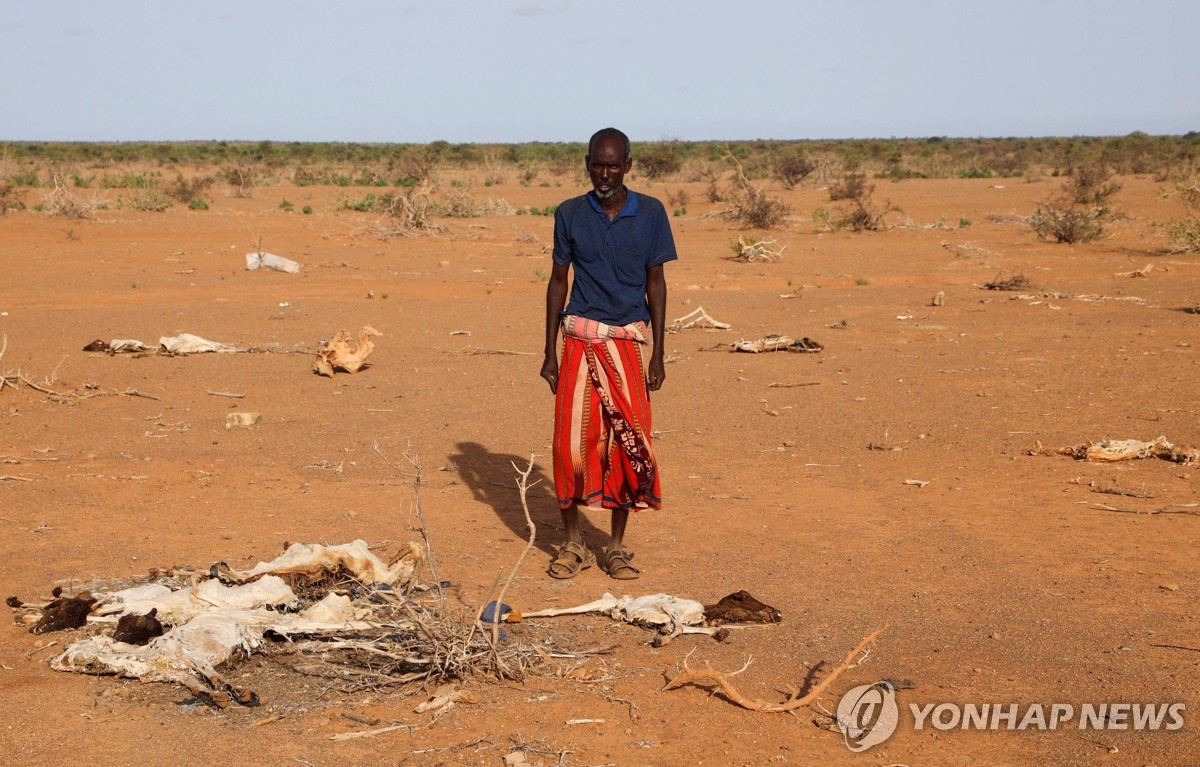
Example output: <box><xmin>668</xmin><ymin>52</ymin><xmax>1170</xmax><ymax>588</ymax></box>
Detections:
<box><xmin>1</xmin><ymin>170</ymin><xmax>1198</xmax><ymax>767</ymax></box>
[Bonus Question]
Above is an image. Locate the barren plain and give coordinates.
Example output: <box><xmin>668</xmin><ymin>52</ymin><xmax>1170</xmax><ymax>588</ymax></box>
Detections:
<box><xmin>1</xmin><ymin>167</ymin><xmax>1198</xmax><ymax>766</ymax></box>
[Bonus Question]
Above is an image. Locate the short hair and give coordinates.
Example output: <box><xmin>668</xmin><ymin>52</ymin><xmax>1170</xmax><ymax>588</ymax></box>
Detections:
<box><xmin>588</xmin><ymin>128</ymin><xmax>631</xmax><ymax>161</ymax></box>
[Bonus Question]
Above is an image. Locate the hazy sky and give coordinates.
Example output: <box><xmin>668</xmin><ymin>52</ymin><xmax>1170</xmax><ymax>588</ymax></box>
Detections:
<box><xmin>2</xmin><ymin>1</ymin><xmax>1196</xmax><ymax>143</ymax></box>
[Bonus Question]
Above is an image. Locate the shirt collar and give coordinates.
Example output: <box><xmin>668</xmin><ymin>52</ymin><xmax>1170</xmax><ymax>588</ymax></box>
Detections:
<box><xmin>586</xmin><ymin>188</ymin><xmax>639</xmax><ymax>218</ymax></box>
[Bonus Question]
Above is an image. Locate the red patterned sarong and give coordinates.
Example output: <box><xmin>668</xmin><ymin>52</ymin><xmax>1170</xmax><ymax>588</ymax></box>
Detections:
<box><xmin>553</xmin><ymin>315</ymin><xmax>661</xmax><ymax>511</ymax></box>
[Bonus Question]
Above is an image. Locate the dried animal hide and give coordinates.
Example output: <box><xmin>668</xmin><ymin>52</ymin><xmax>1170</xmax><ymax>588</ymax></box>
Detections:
<box><xmin>158</xmin><ymin>333</ymin><xmax>239</xmax><ymax>355</ymax></box>
<box><xmin>217</xmin><ymin>540</ymin><xmax>422</xmax><ymax>589</ymax></box>
<box><xmin>703</xmin><ymin>591</ymin><xmax>782</xmax><ymax>625</ymax></box>
<box><xmin>1038</xmin><ymin>436</ymin><xmax>1199</xmax><ymax>464</ymax></box>
<box><xmin>313</xmin><ymin>326</ymin><xmax>381</xmax><ymax>376</ymax></box>
<box><xmin>54</xmin><ymin>585</ymin><xmax>386</xmax><ymax>707</ymax></box>
<box><xmin>732</xmin><ymin>335</ymin><xmax>823</xmax><ymax>353</ymax></box>
<box><xmin>523</xmin><ymin>593</ymin><xmax>708</xmax><ymax>642</ymax></box>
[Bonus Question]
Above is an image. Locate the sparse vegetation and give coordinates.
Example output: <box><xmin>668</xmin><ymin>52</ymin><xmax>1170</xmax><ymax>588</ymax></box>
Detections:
<box><xmin>371</xmin><ymin>184</ymin><xmax>439</xmax><ymax>239</ymax></box>
<box><xmin>1165</xmin><ymin>181</ymin><xmax>1200</xmax><ymax>252</ymax></box>
<box><xmin>42</xmin><ymin>173</ymin><xmax>101</xmax><ymax>218</ymax></box>
<box><xmin>223</xmin><ymin>163</ymin><xmax>260</xmax><ymax>198</ymax></box>
<box><xmin>0</xmin><ymin>182</ymin><xmax>24</xmax><ymax>214</ymax></box>
<box><xmin>165</xmin><ymin>173</ymin><xmax>213</xmax><ymax>203</ymax></box>
<box><xmin>826</xmin><ymin>175</ymin><xmax>901</xmax><ymax>232</ymax></box>
<box><xmin>774</xmin><ymin>150</ymin><xmax>816</xmax><ymax>189</ymax></box>
<box><xmin>637</xmin><ymin>143</ymin><xmax>683</xmax><ymax>180</ymax></box>
<box><xmin>725</xmin><ymin>154</ymin><xmax>789</xmax><ymax>229</ymax></box>
<box><xmin>1066</xmin><ymin>162</ymin><xmax>1122</xmax><ymax>205</ymax></box>
<box><xmin>1030</xmin><ymin>167</ymin><xmax>1119</xmax><ymax>244</ymax></box>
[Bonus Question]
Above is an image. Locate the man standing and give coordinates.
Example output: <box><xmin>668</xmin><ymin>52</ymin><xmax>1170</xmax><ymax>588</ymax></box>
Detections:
<box><xmin>540</xmin><ymin>127</ymin><xmax>677</xmax><ymax>580</ymax></box>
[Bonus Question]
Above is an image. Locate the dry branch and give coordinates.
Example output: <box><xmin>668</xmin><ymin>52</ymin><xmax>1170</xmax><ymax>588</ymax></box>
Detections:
<box><xmin>491</xmin><ymin>454</ymin><xmax>538</xmax><ymax>648</ymax></box>
<box><xmin>663</xmin><ymin>625</ymin><xmax>887</xmax><ymax>713</ymax></box>
<box><xmin>446</xmin><ymin>346</ymin><xmax>534</xmax><ymax>356</ymax></box>
<box><xmin>1092</xmin><ymin>503</ymin><xmax>1200</xmax><ymax>517</ymax></box>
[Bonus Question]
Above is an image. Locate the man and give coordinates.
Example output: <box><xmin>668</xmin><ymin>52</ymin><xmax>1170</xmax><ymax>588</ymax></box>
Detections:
<box><xmin>540</xmin><ymin>127</ymin><xmax>677</xmax><ymax>580</ymax></box>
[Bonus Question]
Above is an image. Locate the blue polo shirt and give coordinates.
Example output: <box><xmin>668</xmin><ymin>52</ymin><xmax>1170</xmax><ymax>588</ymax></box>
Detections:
<box><xmin>552</xmin><ymin>189</ymin><xmax>678</xmax><ymax>326</ymax></box>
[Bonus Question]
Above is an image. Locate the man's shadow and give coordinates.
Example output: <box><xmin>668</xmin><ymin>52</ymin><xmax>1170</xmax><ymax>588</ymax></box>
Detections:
<box><xmin>450</xmin><ymin>441</ymin><xmax>606</xmax><ymax>556</ymax></box>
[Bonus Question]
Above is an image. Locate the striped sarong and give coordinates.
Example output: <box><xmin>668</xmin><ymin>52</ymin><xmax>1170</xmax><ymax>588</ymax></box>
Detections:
<box><xmin>553</xmin><ymin>315</ymin><xmax>661</xmax><ymax>511</ymax></box>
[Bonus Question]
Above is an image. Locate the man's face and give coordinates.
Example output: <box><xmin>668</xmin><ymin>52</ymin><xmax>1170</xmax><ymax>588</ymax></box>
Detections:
<box><xmin>587</xmin><ymin>135</ymin><xmax>632</xmax><ymax>200</ymax></box>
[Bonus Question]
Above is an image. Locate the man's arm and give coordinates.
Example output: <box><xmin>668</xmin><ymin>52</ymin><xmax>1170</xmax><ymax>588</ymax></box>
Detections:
<box><xmin>541</xmin><ymin>262</ymin><xmax>571</xmax><ymax>393</ymax></box>
<box><xmin>645</xmin><ymin>264</ymin><xmax>667</xmax><ymax>392</ymax></box>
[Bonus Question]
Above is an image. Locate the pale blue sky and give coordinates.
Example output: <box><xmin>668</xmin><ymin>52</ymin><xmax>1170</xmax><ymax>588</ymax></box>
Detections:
<box><xmin>1</xmin><ymin>0</ymin><xmax>1196</xmax><ymax>142</ymax></box>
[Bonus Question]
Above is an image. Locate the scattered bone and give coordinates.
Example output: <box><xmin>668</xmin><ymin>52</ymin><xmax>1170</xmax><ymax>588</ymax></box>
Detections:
<box><xmin>1033</xmin><ymin>436</ymin><xmax>1199</xmax><ymax>464</ymax></box>
<box><xmin>314</xmin><ymin>325</ymin><xmax>381</xmax><ymax>376</ymax></box>
<box><xmin>225</xmin><ymin>412</ymin><xmax>262</xmax><ymax>429</ymax></box>
<box><xmin>731</xmin><ymin>335</ymin><xmax>823</xmax><ymax>353</ymax></box>
<box><xmin>669</xmin><ymin>307</ymin><xmax>730</xmax><ymax>332</ymax></box>
<box><xmin>1115</xmin><ymin>264</ymin><xmax>1153</xmax><ymax>278</ymax></box>
<box><xmin>904</xmin><ymin>479</ymin><xmax>930</xmax><ymax>487</ymax></box>
<box><xmin>245</xmin><ymin>252</ymin><xmax>301</xmax><ymax>273</ymax></box>
<box><xmin>525</xmin><ymin>591</ymin><xmax>778</xmax><ymax>646</ymax></box>
<box><xmin>727</xmin><ymin>236</ymin><xmax>786</xmax><ymax>263</ymax></box>
<box><xmin>413</xmin><ymin>683</ymin><xmax>478</xmax><ymax>714</ymax></box>
<box><xmin>941</xmin><ymin>240</ymin><xmax>996</xmax><ymax>258</ymax></box>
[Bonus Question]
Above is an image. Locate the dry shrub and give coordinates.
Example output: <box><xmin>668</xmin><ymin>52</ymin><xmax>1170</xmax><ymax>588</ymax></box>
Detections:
<box><xmin>723</xmin><ymin>153</ymin><xmax>789</xmax><ymax>229</ymax></box>
<box><xmin>728</xmin><ymin>181</ymin><xmax>789</xmax><ymax>229</ymax></box>
<box><xmin>0</xmin><ymin>182</ymin><xmax>24</xmax><ymax>214</ymax></box>
<box><xmin>825</xmin><ymin>177</ymin><xmax>901</xmax><ymax>232</ymax></box>
<box><xmin>165</xmin><ymin>173</ymin><xmax>213</xmax><ymax>204</ymax></box>
<box><xmin>706</xmin><ymin>177</ymin><xmax>724</xmax><ymax>203</ymax></box>
<box><xmin>119</xmin><ymin>187</ymin><xmax>174</xmax><ymax>212</ymax></box>
<box><xmin>42</xmin><ymin>173</ymin><xmax>100</xmax><ymax>218</ymax></box>
<box><xmin>483</xmin><ymin>152</ymin><xmax>507</xmax><ymax>185</ymax></box>
<box><xmin>1067</xmin><ymin>162</ymin><xmax>1122</xmax><ymax>205</ymax></box>
<box><xmin>667</xmin><ymin>188</ymin><xmax>690</xmax><ymax>208</ymax></box>
<box><xmin>983</xmin><ymin>272</ymin><xmax>1032</xmax><ymax>291</ymax></box>
<box><xmin>396</xmin><ymin>149</ymin><xmax>435</xmax><ymax>183</ymax></box>
<box><xmin>774</xmin><ymin>151</ymin><xmax>816</xmax><ymax>190</ymax></box>
<box><xmin>829</xmin><ymin>174</ymin><xmax>868</xmax><ymax>201</ymax></box>
<box><xmin>372</xmin><ymin>184</ymin><xmax>440</xmax><ymax>239</ymax></box>
<box><xmin>637</xmin><ymin>143</ymin><xmax>683</xmax><ymax>180</ymax></box>
<box><xmin>1165</xmin><ymin>182</ymin><xmax>1200</xmax><ymax>252</ymax></box>
<box><xmin>1030</xmin><ymin>196</ymin><xmax>1109</xmax><ymax>243</ymax></box>
<box><xmin>222</xmin><ymin>164</ymin><xmax>260</xmax><ymax>198</ymax></box>
<box><xmin>811</xmin><ymin>153</ymin><xmax>844</xmax><ymax>184</ymax></box>
<box><xmin>438</xmin><ymin>185</ymin><xmax>513</xmax><ymax>218</ymax></box>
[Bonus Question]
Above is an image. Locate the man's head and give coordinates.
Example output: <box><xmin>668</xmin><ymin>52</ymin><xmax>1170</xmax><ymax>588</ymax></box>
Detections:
<box><xmin>586</xmin><ymin>127</ymin><xmax>632</xmax><ymax>200</ymax></box>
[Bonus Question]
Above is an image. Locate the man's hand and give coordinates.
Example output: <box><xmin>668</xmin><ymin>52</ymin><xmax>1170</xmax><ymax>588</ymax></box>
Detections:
<box><xmin>541</xmin><ymin>354</ymin><xmax>560</xmax><ymax>394</ymax></box>
<box><xmin>646</xmin><ymin>356</ymin><xmax>665</xmax><ymax>392</ymax></box>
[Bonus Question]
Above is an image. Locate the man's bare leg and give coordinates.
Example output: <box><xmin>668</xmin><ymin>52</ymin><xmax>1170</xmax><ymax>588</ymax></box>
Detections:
<box><xmin>608</xmin><ymin>507</ymin><xmax>628</xmax><ymax>551</ymax></box>
<box><xmin>561</xmin><ymin>502</ymin><xmax>583</xmax><ymax>545</ymax></box>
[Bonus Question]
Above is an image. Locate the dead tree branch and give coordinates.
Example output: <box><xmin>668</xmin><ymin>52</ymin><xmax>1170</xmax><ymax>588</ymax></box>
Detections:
<box><xmin>491</xmin><ymin>453</ymin><xmax>539</xmax><ymax>648</ymax></box>
<box><xmin>663</xmin><ymin>625</ymin><xmax>888</xmax><ymax>713</ymax></box>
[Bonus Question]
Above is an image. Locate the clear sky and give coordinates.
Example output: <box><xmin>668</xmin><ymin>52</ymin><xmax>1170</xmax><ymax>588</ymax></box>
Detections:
<box><xmin>2</xmin><ymin>0</ymin><xmax>1196</xmax><ymax>143</ymax></box>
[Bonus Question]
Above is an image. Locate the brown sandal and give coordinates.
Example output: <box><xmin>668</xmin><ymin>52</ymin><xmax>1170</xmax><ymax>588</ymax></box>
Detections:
<box><xmin>548</xmin><ymin>541</ymin><xmax>595</xmax><ymax>579</ymax></box>
<box><xmin>601</xmin><ymin>548</ymin><xmax>641</xmax><ymax>580</ymax></box>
